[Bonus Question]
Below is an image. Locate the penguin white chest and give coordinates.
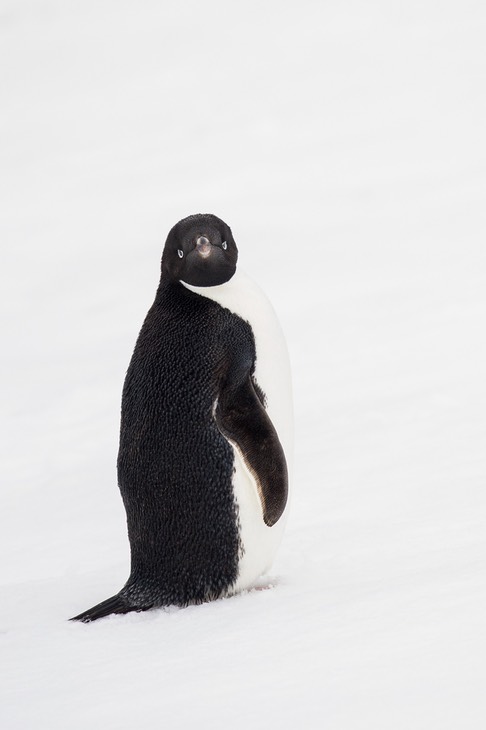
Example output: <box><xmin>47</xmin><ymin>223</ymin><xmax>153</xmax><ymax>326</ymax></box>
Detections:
<box><xmin>183</xmin><ymin>271</ymin><xmax>293</xmax><ymax>592</ymax></box>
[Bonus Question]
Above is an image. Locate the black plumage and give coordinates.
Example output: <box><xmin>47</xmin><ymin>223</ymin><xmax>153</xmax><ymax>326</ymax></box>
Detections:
<box><xmin>71</xmin><ymin>214</ymin><xmax>287</xmax><ymax>622</ymax></box>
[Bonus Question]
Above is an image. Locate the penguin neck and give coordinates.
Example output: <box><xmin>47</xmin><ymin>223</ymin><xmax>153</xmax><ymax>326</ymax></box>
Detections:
<box><xmin>156</xmin><ymin>270</ymin><xmax>264</xmax><ymax>315</ymax></box>
<box><xmin>180</xmin><ymin>269</ymin><xmax>248</xmax><ymax>301</ymax></box>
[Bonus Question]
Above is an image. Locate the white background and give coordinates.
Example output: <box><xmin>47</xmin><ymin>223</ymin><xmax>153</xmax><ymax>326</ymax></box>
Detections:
<box><xmin>1</xmin><ymin>1</ymin><xmax>485</xmax><ymax>728</ymax></box>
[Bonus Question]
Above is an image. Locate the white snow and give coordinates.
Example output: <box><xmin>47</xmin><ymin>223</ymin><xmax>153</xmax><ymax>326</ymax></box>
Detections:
<box><xmin>1</xmin><ymin>1</ymin><xmax>485</xmax><ymax>728</ymax></box>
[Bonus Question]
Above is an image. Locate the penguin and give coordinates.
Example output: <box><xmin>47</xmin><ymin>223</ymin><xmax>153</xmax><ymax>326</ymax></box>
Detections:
<box><xmin>71</xmin><ymin>213</ymin><xmax>292</xmax><ymax>622</ymax></box>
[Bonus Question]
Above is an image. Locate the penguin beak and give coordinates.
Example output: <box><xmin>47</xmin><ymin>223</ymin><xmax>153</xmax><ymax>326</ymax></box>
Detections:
<box><xmin>195</xmin><ymin>235</ymin><xmax>212</xmax><ymax>259</ymax></box>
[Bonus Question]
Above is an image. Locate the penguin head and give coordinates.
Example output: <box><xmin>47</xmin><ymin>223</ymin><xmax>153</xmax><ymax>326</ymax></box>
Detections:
<box><xmin>162</xmin><ymin>213</ymin><xmax>238</xmax><ymax>287</ymax></box>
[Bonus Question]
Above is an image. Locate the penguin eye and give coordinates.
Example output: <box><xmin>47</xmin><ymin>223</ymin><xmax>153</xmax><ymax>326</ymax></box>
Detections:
<box><xmin>177</xmin><ymin>249</ymin><xmax>184</xmax><ymax>258</ymax></box>
<box><xmin>221</xmin><ymin>241</ymin><xmax>227</xmax><ymax>250</ymax></box>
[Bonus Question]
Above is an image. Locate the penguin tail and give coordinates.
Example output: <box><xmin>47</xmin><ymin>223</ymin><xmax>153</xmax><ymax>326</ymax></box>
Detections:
<box><xmin>70</xmin><ymin>593</ymin><xmax>147</xmax><ymax>623</ymax></box>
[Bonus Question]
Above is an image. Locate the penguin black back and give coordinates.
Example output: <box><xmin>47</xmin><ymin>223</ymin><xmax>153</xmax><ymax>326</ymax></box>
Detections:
<box><xmin>117</xmin><ymin>282</ymin><xmax>256</xmax><ymax>608</ymax></box>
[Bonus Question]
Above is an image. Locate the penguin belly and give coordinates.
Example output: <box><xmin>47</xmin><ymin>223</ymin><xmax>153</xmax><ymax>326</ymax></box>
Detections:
<box><xmin>230</xmin><ymin>446</ymin><xmax>288</xmax><ymax>593</ymax></box>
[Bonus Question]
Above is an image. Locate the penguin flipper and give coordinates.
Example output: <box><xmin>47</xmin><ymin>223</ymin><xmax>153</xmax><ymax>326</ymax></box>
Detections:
<box><xmin>70</xmin><ymin>594</ymin><xmax>149</xmax><ymax>623</ymax></box>
<box><xmin>215</xmin><ymin>375</ymin><xmax>288</xmax><ymax>527</ymax></box>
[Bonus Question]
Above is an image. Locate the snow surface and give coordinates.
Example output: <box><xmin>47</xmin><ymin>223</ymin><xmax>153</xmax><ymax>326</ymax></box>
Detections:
<box><xmin>1</xmin><ymin>1</ymin><xmax>486</xmax><ymax>728</ymax></box>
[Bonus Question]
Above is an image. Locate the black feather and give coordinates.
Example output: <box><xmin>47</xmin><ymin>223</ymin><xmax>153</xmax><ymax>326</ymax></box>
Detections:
<box><xmin>70</xmin><ymin>594</ymin><xmax>148</xmax><ymax>623</ymax></box>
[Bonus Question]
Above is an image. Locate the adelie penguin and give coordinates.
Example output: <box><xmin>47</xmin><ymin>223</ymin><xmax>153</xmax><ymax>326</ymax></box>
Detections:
<box><xmin>71</xmin><ymin>213</ymin><xmax>293</xmax><ymax>622</ymax></box>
